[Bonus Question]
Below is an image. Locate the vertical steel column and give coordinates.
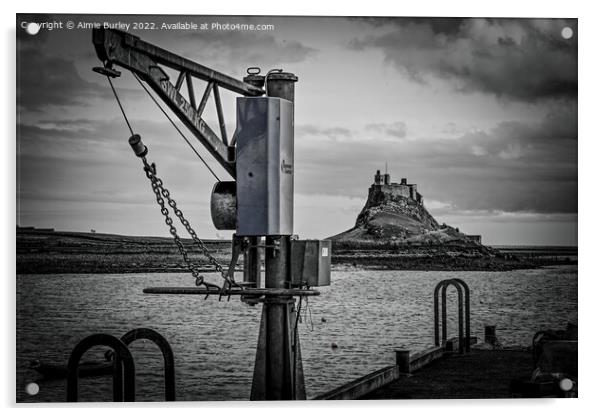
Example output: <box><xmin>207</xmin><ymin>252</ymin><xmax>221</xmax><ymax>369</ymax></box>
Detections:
<box><xmin>265</xmin><ymin>237</ymin><xmax>293</xmax><ymax>399</ymax></box>
<box><xmin>266</xmin><ymin>72</ymin><xmax>300</xmax><ymax>400</ymax></box>
<box><xmin>250</xmin><ymin>72</ymin><xmax>301</xmax><ymax>400</ymax></box>
<box><xmin>441</xmin><ymin>288</ymin><xmax>448</xmax><ymax>342</ymax></box>
<box><xmin>244</xmin><ymin>236</ymin><xmax>261</xmax><ymax>287</ymax></box>
<box><xmin>453</xmin><ymin>278</ymin><xmax>471</xmax><ymax>352</ymax></box>
<box><xmin>434</xmin><ymin>282</ymin><xmax>442</xmax><ymax>346</ymax></box>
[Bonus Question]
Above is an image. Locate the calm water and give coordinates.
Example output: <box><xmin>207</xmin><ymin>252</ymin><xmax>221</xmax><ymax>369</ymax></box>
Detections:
<box><xmin>16</xmin><ymin>266</ymin><xmax>577</xmax><ymax>402</ymax></box>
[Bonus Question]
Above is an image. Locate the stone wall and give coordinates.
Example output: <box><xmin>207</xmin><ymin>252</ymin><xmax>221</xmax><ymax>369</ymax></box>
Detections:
<box><xmin>372</xmin><ymin>184</ymin><xmax>411</xmax><ymax>199</ymax></box>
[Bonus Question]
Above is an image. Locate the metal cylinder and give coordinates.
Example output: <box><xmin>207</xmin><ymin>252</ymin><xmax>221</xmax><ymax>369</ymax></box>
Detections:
<box><xmin>485</xmin><ymin>325</ymin><xmax>497</xmax><ymax>345</ymax></box>
<box><xmin>128</xmin><ymin>134</ymin><xmax>147</xmax><ymax>158</ymax></box>
<box><xmin>210</xmin><ymin>181</ymin><xmax>237</xmax><ymax>230</ymax></box>
<box><xmin>243</xmin><ymin>73</ymin><xmax>265</xmax><ymax>90</ymax></box>
<box><xmin>266</xmin><ymin>72</ymin><xmax>298</xmax><ymax>103</ymax></box>
<box><xmin>395</xmin><ymin>349</ymin><xmax>411</xmax><ymax>373</ymax></box>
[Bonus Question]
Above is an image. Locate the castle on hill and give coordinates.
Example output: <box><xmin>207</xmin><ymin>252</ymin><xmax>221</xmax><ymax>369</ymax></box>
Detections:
<box><xmin>372</xmin><ymin>170</ymin><xmax>424</xmax><ymax>206</ymax></box>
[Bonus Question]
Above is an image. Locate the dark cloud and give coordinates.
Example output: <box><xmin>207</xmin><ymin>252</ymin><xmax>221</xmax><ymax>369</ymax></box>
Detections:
<box><xmin>17</xmin><ymin>48</ymin><xmax>114</xmax><ymax>111</ymax></box>
<box><xmin>406</xmin><ymin>17</ymin><xmax>467</xmax><ymax>36</ymax></box>
<box><xmin>180</xmin><ymin>30</ymin><xmax>317</xmax><ymax>73</ymax></box>
<box><xmin>17</xmin><ymin>117</ymin><xmax>224</xmax><ymax>223</ymax></box>
<box><xmin>17</xmin><ymin>119</ymin><xmax>131</xmax><ymax>165</ymax></box>
<box><xmin>353</xmin><ymin>17</ymin><xmax>467</xmax><ymax>36</ymax></box>
<box><xmin>295</xmin><ymin>105</ymin><xmax>577</xmax><ymax>214</ymax></box>
<box><xmin>16</xmin><ymin>116</ymin><xmax>212</xmax><ymax>162</ymax></box>
<box><xmin>350</xmin><ymin>18</ymin><xmax>577</xmax><ymax>102</ymax></box>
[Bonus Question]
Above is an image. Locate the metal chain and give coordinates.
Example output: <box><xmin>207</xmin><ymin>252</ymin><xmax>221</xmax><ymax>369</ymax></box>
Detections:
<box><xmin>142</xmin><ymin>157</ymin><xmax>229</xmax><ymax>289</ymax></box>
<box><xmin>100</xmin><ymin>71</ymin><xmax>233</xmax><ymax>293</ymax></box>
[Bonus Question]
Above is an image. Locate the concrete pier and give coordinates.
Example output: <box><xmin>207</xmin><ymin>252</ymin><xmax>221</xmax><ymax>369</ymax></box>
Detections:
<box><xmin>361</xmin><ymin>349</ymin><xmax>534</xmax><ymax>400</ymax></box>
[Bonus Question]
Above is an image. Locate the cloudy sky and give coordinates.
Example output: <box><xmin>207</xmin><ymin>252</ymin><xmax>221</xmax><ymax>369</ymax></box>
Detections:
<box><xmin>16</xmin><ymin>14</ymin><xmax>577</xmax><ymax>245</ymax></box>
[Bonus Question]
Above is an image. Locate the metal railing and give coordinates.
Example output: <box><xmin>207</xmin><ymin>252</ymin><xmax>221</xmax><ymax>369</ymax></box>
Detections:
<box><xmin>66</xmin><ymin>328</ymin><xmax>175</xmax><ymax>402</ymax></box>
<box><xmin>120</xmin><ymin>328</ymin><xmax>176</xmax><ymax>401</ymax></box>
<box><xmin>66</xmin><ymin>333</ymin><xmax>136</xmax><ymax>402</ymax></box>
<box><xmin>433</xmin><ymin>278</ymin><xmax>471</xmax><ymax>353</ymax></box>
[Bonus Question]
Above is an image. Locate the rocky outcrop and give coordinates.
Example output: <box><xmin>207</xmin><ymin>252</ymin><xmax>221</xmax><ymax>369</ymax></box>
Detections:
<box><xmin>332</xmin><ymin>180</ymin><xmax>480</xmax><ymax>246</ymax></box>
<box><xmin>355</xmin><ymin>184</ymin><xmax>439</xmax><ymax>231</ymax></box>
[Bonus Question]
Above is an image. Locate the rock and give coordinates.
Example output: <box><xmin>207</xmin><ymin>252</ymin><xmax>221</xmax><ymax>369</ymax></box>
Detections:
<box><xmin>330</xmin><ymin>170</ymin><xmax>490</xmax><ymax>254</ymax></box>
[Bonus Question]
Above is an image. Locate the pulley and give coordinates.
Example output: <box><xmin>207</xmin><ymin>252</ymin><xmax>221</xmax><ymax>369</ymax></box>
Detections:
<box><xmin>210</xmin><ymin>181</ymin><xmax>237</xmax><ymax>230</ymax></box>
<box><xmin>128</xmin><ymin>134</ymin><xmax>148</xmax><ymax>158</ymax></box>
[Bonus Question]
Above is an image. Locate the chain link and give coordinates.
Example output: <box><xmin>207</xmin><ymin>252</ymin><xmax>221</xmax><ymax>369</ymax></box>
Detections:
<box><xmin>102</xmin><ymin>72</ymin><xmax>232</xmax><ymax>292</ymax></box>
<box><xmin>142</xmin><ymin>157</ymin><xmax>229</xmax><ymax>288</ymax></box>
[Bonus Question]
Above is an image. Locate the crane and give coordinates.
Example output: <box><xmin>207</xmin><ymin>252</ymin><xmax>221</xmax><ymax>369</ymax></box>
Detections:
<box><xmin>91</xmin><ymin>27</ymin><xmax>330</xmax><ymax>401</ymax></box>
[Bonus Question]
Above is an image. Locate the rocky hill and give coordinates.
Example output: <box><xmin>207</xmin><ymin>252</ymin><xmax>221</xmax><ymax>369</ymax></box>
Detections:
<box><xmin>331</xmin><ymin>170</ymin><xmax>483</xmax><ymax>247</ymax></box>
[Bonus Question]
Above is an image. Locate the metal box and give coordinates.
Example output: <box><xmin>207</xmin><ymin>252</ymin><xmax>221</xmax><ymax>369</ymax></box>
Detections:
<box><xmin>235</xmin><ymin>97</ymin><xmax>294</xmax><ymax>236</ymax></box>
<box><xmin>290</xmin><ymin>240</ymin><xmax>331</xmax><ymax>287</ymax></box>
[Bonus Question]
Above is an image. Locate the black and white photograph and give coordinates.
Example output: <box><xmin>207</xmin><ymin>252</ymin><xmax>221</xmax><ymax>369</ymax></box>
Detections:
<box><xmin>13</xmin><ymin>8</ymin><xmax>582</xmax><ymax>406</ymax></box>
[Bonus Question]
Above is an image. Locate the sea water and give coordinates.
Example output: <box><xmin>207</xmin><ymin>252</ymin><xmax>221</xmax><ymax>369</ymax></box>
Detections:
<box><xmin>16</xmin><ymin>266</ymin><xmax>577</xmax><ymax>402</ymax></box>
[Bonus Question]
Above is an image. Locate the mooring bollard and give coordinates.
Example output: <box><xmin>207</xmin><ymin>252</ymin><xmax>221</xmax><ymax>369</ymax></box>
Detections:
<box><xmin>395</xmin><ymin>349</ymin><xmax>411</xmax><ymax>374</ymax></box>
<box><xmin>485</xmin><ymin>325</ymin><xmax>497</xmax><ymax>345</ymax></box>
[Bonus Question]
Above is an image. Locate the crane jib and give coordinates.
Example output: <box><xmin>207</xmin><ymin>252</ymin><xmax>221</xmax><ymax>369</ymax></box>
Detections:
<box><xmin>160</xmin><ymin>78</ymin><xmax>207</xmax><ymax>135</ymax></box>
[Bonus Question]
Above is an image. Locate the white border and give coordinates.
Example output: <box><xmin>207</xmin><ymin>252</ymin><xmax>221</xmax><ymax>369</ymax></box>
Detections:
<box><xmin>3</xmin><ymin>1</ymin><xmax>599</xmax><ymax>415</ymax></box>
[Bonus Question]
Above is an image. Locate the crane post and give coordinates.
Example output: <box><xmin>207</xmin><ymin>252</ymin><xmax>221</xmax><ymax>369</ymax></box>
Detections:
<box><xmin>247</xmin><ymin>72</ymin><xmax>303</xmax><ymax>400</ymax></box>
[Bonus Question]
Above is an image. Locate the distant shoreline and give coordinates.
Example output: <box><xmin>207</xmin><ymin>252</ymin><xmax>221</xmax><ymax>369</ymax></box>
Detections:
<box><xmin>16</xmin><ymin>228</ymin><xmax>577</xmax><ymax>274</ymax></box>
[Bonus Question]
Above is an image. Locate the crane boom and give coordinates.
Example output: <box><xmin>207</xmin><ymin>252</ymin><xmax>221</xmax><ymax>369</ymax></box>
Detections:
<box><xmin>92</xmin><ymin>28</ymin><xmax>264</xmax><ymax>178</ymax></box>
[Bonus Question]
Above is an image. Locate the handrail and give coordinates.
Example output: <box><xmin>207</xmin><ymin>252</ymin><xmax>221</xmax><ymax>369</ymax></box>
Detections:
<box><xmin>66</xmin><ymin>333</ymin><xmax>135</xmax><ymax>402</ymax></box>
<box><xmin>120</xmin><ymin>328</ymin><xmax>176</xmax><ymax>401</ymax></box>
<box><xmin>434</xmin><ymin>279</ymin><xmax>469</xmax><ymax>354</ymax></box>
<box><xmin>453</xmin><ymin>278</ymin><xmax>471</xmax><ymax>352</ymax></box>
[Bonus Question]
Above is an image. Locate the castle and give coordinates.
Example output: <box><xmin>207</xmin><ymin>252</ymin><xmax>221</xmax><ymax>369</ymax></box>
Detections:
<box><xmin>371</xmin><ymin>170</ymin><xmax>424</xmax><ymax>206</ymax></box>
